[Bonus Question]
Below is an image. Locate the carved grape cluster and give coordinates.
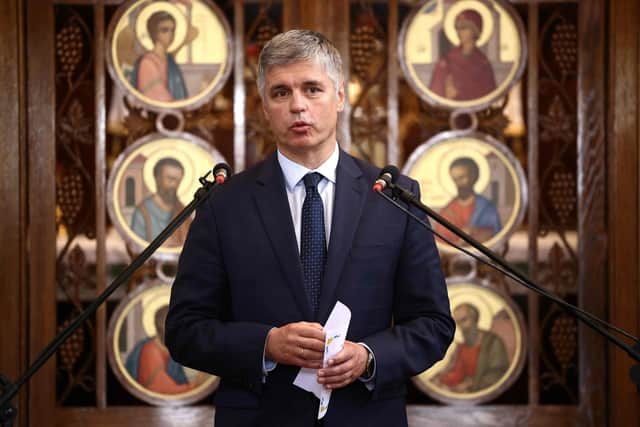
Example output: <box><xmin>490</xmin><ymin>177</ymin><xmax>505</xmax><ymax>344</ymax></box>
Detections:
<box><xmin>550</xmin><ymin>313</ymin><xmax>577</xmax><ymax>372</ymax></box>
<box><xmin>58</xmin><ymin>318</ymin><xmax>85</xmax><ymax>371</ymax></box>
<box><xmin>351</xmin><ymin>24</ymin><xmax>378</xmax><ymax>80</ymax></box>
<box><xmin>255</xmin><ymin>23</ymin><xmax>279</xmax><ymax>51</ymax></box>
<box><xmin>549</xmin><ymin>170</ymin><xmax>576</xmax><ymax>225</ymax></box>
<box><xmin>551</xmin><ymin>21</ymin><xmax>577</xmax><ymax>77</ymax></box>
<box><xmin>56</xmin><ymin>24</ymin><xmax>83</xmax><ymax>76</ymax></box>
<box><xmin>57</xmin><ymin>172</ymin><xmax>83</xmax><ymax>226</ymax></box>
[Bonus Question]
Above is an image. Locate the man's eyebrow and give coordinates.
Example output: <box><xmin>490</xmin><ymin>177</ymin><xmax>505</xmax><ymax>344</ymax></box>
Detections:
<box><xmin>268</xmin><ymin>83</ymin><xmax>290</xmax><ymax>92</ymax></box>
<box><xmin>268</xmin><ymin>80</ymin><xmax>326</xmax><ymax>93</ymax></box>
<box><xmin>302</xmin><ymin>80</ymin><xmax>325</xmax><ymax>86</ymax></box>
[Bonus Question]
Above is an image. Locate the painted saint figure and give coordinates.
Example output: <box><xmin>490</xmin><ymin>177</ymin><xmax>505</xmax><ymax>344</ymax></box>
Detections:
<box><xmin>130</xmin><ymin>11</ymin><xmax>188</xmax><ymax>102</ymax></box>
<box><xmin>436</xmin><ymin>303</ymin><xmax>509</xmax><ymax>393</ymax></box>
<box><xmin>125</xmin><ymin>305</ymin><xmax>195</xmax><ymax>394</ymax></box>
<box><xmin>429</xmin><ymin>9</ymin><xmax>497</xmax><ymax>101</ymax></box>
<box><xmin>130</xmin><ymin>157</ymin><xmax>192</xmax><ymax>247</ymax></box>
<box><xmin>435</xmin><ymin>157</ymin><xmax>501</xmax><ymax>245</ymax></box>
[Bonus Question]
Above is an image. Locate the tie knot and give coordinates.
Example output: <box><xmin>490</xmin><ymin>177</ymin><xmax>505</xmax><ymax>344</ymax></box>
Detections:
<box><xmin>303</xmin><ymin>172</ymin><xmax>323</xmax><ymax>189</ymax></box>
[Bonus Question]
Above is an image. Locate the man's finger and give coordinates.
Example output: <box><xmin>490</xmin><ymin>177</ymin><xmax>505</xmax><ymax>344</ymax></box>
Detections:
<box><xmin>298</xmin><ymin>336</ymin><xmax>325</xmax><ymax>352</ymax></box>
<box><xmin>323</xmin><ymin>372</ymin><xmax>356</xmax><ymax>389</ymax></box>
<box><xmin>327</xmin><ymin>347</ymin><xmax>353</xmax><ymax>366</ymax></box>
<box><xmin>295</xmin><ymin>324</ymin><xmax>325</xmax><ymax>340</ymax></box>
<box><xmin>319</xmin><ymin>368</ymin><xmax>352</xmax><ymax>383</ymax></box>
<box><xmin>319</xmin><ymin>359</ymin><xmax>352</xmax><ymax>378</ymax></box>
<box><xmin>299</xmin><ymin>322</ymin><xmax>324</xmax><ymax>329</ymax></box>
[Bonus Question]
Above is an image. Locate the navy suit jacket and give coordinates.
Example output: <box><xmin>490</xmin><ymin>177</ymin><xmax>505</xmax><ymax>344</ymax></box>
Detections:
<box><xmin>166</xmin><ymin>150</ymin><xmax>454</xmax><ymax>427</ymax></box>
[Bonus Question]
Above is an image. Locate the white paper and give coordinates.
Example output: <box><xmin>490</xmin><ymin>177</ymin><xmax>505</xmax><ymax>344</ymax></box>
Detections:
<box><xmin>293</xmin><ymin>301</ymin><xmax>351</xmax><ymax>419</ymax></box>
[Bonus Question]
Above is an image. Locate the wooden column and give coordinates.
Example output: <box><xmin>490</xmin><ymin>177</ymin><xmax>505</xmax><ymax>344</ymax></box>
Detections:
<box><xmin>577</xmin><ymin>0</ymin><xmax>608</xmax><ymax>426</ymax></box>
<box><xmin>607</xmin><ymin>0</ymin><xmax>640</xmax><ymax>426</ymax></box>
<box><xmin>386</xmin><ymin>0</ymin><xmax>398</xmax><ymax>166</ymax></box>
<box><xmin>526</xmin><ymin>2</ymin><xmax>540</xmax><ymax>406</ymax></box>
<box><xmin>94</xmin><ymin>2</ymin><xmax>107</xmax><ymax>409</ymax></box>
<box><xmin>234</xmin><ymin>0</ymin><xmax>246</xmax><ymax>172</ymax></box>
<box><xmin>0</xmin><ymin>0</ymin><xmax>27</xmax><ymax>426</ymax></box>
<box><xmin>26</xmin><ymin>0</ymin><xmax>57</xmax><ymax>425</ymax></box>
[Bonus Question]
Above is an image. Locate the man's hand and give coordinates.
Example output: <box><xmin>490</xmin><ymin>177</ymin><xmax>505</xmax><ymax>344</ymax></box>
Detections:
<box><xmin>265</xmin><ymin>322</ymin><xmax>325</xmax><ymax>369</ymax></box>
<box><xmin>317</xmin><ymin>341</ymin><xmax>368</xmax><ymax>389</ymax></box>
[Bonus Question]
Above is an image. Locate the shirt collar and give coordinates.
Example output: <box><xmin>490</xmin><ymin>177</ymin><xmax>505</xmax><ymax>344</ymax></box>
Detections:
<box><xmin>277</xmin><ymin>143</ymin><xmax>339</xmax><ymax>191</ymax></box>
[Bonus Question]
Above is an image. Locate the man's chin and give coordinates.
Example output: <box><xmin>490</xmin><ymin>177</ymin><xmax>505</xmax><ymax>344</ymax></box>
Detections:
<box><xmin>280</xmin><ymin>139</ymin><xmax>321</xmax><ymax>152</ymax></box>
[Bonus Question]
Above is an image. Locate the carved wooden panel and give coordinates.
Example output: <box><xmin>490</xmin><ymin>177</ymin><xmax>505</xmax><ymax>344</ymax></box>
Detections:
<box><xmin>5</xmin><ymin>0</ymin><xmax>609</xmax><ymax>425</ymax></box>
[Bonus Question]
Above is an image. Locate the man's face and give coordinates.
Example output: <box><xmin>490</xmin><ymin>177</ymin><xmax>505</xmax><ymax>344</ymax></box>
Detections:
<box><xmin>453</xmin><ymin>305</ymin><xmax>477</xmax><ymax>337</ymax></box>
<box><xmin>155</xmin><ymin>164</ymin><xmax>183</xmax><ymax>202</ymax></box>
<box><xmin>450</xmin><ymin>164</ymin><xmax>474</xmax><ymax>197</ymax></box>
<box><xmin>155</xmin><ymin>19</ymin><xmax>176</xmax><ymax>48</ymax></box>
<box><xmin>261</xmin><ymin>60</ymin><xmax>345</xmax><ymax>160</ymax></box>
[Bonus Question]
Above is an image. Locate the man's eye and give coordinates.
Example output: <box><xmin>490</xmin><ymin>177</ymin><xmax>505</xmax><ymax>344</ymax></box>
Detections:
<box><xmin>273</xmin><ymin>90</ymin><xmax>288</xmax><ymax>98</ymax></box>
<box><xmin>307</xmin><ymin>87</ymin><xmax>322</xmax><ymax>94</ymax></box>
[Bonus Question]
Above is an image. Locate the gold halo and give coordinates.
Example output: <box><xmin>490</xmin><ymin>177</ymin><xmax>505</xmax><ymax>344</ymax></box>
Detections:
<box><xmin>443</xmin><ymin>0</ymin><xmax>494</xmax><ymax>47</ymax></box>
<box><xmin>135</xmin><ymin>1</ymin><xmax>187</xmax><ymax>52</ymax></box>
<box><xmin>417</xmin><ymin>283</ymin><xmax>521</xmax><ymax>393</ymax></box>
<box><xmin>437</xmin><ymin>141</ymin><xmax>491</xmax><ymax>198</ymax></box>
<box><xmin>110</xmin><ymin>283</ymin><xmax>221</xmax><ymax>403</ymax></box>
<box><xmin>108</xmin><ymin>135</ymin><xmax>223</xmax><ymax>257</ymax></box>
<box><xmin>417</xmin><ymin>284</ymin><xmax>498</xmax><ymax>382</ymax></box>
<box><xmin>141</xmin><ymin>287</ymin><xmax>171</xmax><ymax>338</ymax></box>
<box><xmin>449</xmin><ymin>290</ymin><xmax>495</xmax><ymax>333</ymax></box>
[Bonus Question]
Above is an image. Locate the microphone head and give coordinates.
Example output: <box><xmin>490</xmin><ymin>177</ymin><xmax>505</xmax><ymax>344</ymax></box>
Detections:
<box><xmin>379</xmin><ymin>165</ymin><xmax>399</xmax><ymax>183</ymax></box>
<box><xmin>373</xmin><ymin>165</ymin><xmax>400</xmax><ymax>192</ymax></box>
<box><xmin>372</xmin><ymin>181</ymin><xmax>385</xmax><ymax>193</ymax></box>
<box><xmin>213</xmin><ymin>162</ymin><xmax>232</xmax><ymax>184</ymax></box>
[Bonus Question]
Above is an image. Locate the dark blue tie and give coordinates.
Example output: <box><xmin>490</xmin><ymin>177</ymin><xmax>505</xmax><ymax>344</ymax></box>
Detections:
<box><xmin>300</xmin><ymin>172</ymin><xmax>326</xmax><ymax>316</ymax></box>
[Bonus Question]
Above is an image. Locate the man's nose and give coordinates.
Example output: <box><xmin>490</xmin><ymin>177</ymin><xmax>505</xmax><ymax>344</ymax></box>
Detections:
<box><xmin>289</xmin><ymin>91</ymin><xmax>307</xmax><ymax>113</ymax></box>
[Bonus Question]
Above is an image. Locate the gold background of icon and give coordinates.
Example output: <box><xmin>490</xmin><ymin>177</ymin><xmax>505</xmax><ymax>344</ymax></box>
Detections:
<box><xmin>107</xmin><ymin>0</ymin><xmax>232</xmax><ymax>111</ymax></box>
<box><xmin>106</xmin><ymin>133</ymin><xmax>225</xmax><ymax>258</ymax></box>
<box><xmin>399</xmin><ymin>0</ymin><xmax>526</xmax><ymax>110</ymax></box>
<box><xmin>413</xmin><ymin>282</ymin><xmax>527</xmax><ymax>404</ymax></box>
<box><xmin>403</xmin><ymin>131</ymin><xmax>527</xmax><ymax>252</ymax></box>
<box><xmin>107</xmin><ymin>283</ymin><xmax>219</xmax><ymax>406</ymax></box>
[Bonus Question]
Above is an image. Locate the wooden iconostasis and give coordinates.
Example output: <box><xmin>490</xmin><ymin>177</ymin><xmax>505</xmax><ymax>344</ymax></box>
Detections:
<box><xmin>7</xmin><ymin>0</ymin><xmax>640</xmax><ymax>426</ymax></box>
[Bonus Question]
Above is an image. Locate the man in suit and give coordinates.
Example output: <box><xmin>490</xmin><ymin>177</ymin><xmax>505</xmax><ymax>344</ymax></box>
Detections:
<box><xmin>165</xmin><ymin>29</ymin><xmax>454</xmax><ymax>427</ymax></box>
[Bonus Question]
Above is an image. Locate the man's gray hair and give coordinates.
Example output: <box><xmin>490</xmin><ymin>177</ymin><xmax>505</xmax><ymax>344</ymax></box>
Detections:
<box><xmin>257</xmin><ymin>29</ymin><xmax>344</xmax><ymax>98</ymax></box>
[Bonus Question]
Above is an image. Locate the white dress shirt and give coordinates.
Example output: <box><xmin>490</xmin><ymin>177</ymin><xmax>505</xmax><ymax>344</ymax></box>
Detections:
<box><xmin>277</xmin><ymin>144</ymin><xmax>339</xmax><ymax>251</ymax></box>
<box><xmin>263</xmin><ymin>143</ymin><xmax>376</xmax><ymax>388</ymax></box>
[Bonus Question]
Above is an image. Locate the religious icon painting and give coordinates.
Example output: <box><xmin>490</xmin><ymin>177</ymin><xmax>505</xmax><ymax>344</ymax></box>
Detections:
<box><xmin>399</xmin><ymin>0</ymin><xmax>527</xmax><ymax>112</ymax></box>
<box><xmin>413</xmin><ymin>280</ymin><xmax>527</xmax><ymax>404</ymax></box>
<box><xmin>106</xmin><ymin>132</ymin><xmax>225</xmax><ymax>260</ymax></box>
<box><xmin>107</xmin><ymin>282</ymin><xmax>220</xmax><ymax>406</ymax></box>
<box><xmin>106</xmin><ymin>0</ymin><xmax>233</xmax><ymax>112</ymax></box>
<box><xmin>402</xmin><ymin>131</ymin><xmax>527</xmax><ymax>253</ymax></box>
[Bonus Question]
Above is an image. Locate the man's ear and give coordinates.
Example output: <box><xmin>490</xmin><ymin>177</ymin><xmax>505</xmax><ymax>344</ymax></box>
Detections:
<box><xmin>337</xmin><ymin>80</ymin><xmax>346</xmax><ymax>112</ymax></box>
<box><xmin>262</xmin><ymin>99</ymin><xmax>270</xmax><ymax>121</ymax></box>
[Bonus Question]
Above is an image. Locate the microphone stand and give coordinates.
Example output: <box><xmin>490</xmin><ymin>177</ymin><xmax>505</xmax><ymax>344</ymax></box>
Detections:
<box><xmin>375</xmin><ymin>179</ymin><xmax>640</xmax><ymax>389</ymax></box>
<box><xmin>0</xmin><ymin>166</ymin><xmax>228</xmax><ymax>427</ymax></box>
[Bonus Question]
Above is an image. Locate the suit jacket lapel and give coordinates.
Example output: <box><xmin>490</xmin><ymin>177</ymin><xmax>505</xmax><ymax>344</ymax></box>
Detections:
<box><xmin>253</xmin><ymin>154</ymin><xmax>313</xmax><ymax>320</ymax></box>
<box><xmin>317</xmin><ymin>150</ymin><xmax>367</xmax><ymax>322</ymax></box>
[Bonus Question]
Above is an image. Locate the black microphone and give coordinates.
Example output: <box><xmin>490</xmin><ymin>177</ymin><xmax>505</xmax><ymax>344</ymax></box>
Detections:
<box><xmin>213</xmin><ymin>163</ymin><xmax>232</xmax><ymax>184</ymax></box>
<box><xmin>372</xmin><ymin>165</ymin><xmax>399</xmax><ymax>192</ymax></box>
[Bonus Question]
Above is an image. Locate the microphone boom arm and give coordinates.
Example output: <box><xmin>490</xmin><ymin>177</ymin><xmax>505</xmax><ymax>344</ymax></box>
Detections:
<box><xmin>375</xmin><ymin>179</ymin><xmax>640</xmax><ymax>372</ymax></box>
<box><xmin>0</xmin><ymin>163</ymin><xmax>231</xmax><ymax>426</ymax></box>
